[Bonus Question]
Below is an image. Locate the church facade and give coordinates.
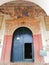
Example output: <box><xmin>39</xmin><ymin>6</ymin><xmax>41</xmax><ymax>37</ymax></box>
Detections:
<box><xmin>0</xmin><ymin>1</ymin><xmax>49</xmax><ymax>64</ymax></box>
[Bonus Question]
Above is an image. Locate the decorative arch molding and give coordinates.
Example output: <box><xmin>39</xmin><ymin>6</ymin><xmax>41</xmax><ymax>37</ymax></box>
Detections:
<box><xmin>0</xmin><ymin>0</ymin><xmax>48</xmax><ymax>16</ymax></box>
<box><xmin>0</xmin><ymin>0</ymin><xmax>47</xmax><ymax>17</ymax></box>
<box><xmin>5</xmin><ymin>17</ymin><xmax>40</xmax><ymax>35</ymax></box>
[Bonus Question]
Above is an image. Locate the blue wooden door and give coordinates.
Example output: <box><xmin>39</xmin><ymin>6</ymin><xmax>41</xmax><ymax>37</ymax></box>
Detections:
<box><xmin>11</xmin><ymin>27</ymin><xmax>34</xmax><ymax>62</ymax></box>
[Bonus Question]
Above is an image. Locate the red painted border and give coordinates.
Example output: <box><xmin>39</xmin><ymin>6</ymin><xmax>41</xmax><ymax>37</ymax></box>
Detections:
<box><xmin>33</xmin><ymin>34</ymin><xmax>44</xmax><ymax>62</ymax></box>
<box><xmin>1</xmin><ymin>35</ymin><xmax>12</xmax><ymax>62</ymax></box>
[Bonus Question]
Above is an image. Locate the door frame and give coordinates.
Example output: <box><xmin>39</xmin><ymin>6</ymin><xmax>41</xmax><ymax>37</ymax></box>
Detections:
<box><xmin>11</xmin><ymin>27</ymin><xmax>34</xmax><ymax>62</ymax></box>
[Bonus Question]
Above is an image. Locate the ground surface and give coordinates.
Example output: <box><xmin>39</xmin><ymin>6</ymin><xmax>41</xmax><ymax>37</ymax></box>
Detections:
<box><xmin>0</xmin><ymin>62</ymin><xmax>49</xmax><ymax>65</ymax></box>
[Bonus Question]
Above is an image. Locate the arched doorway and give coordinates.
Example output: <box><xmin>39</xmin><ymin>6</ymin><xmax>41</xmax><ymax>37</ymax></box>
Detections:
<box><xmin>11</xmin><ymin>27</ymin><xmax>34</xmax><ymax>62</ymax></box>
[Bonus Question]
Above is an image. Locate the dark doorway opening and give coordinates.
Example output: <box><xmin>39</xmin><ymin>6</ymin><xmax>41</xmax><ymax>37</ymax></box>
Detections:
<box><xmin>24</xmin><ymin>43</ymin><xmax>32</xmax><ymax>59</ymax></box>
<box><xmin>11</xmin><ymin>27</ymin><xmax>34</xmax><ymax>62</ymax></box>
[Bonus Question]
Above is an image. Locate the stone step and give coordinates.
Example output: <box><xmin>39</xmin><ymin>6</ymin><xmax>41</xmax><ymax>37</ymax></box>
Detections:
<box><xmin>0</xmin><ymin>62</ymin><xmax>49</xmax><ymax>65</ymax></box>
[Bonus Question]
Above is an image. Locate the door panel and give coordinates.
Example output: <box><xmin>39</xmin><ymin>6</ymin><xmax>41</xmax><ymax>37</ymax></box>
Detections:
<box><xmin>11</xmin><ymin>35</ymin><xmax>23</xmax><ymax>62</ymax></box>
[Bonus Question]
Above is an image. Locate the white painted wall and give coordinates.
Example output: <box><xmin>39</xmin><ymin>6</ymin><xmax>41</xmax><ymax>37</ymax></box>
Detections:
<box><xmin>0</xmin><ymin>14</ymin><xmax>5</xmax><ymax>59</ymax></box>
<box><xmin>40</xmin><ymin>16</ymin><xmax>49</xmax><ymax>63</ymax></box>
